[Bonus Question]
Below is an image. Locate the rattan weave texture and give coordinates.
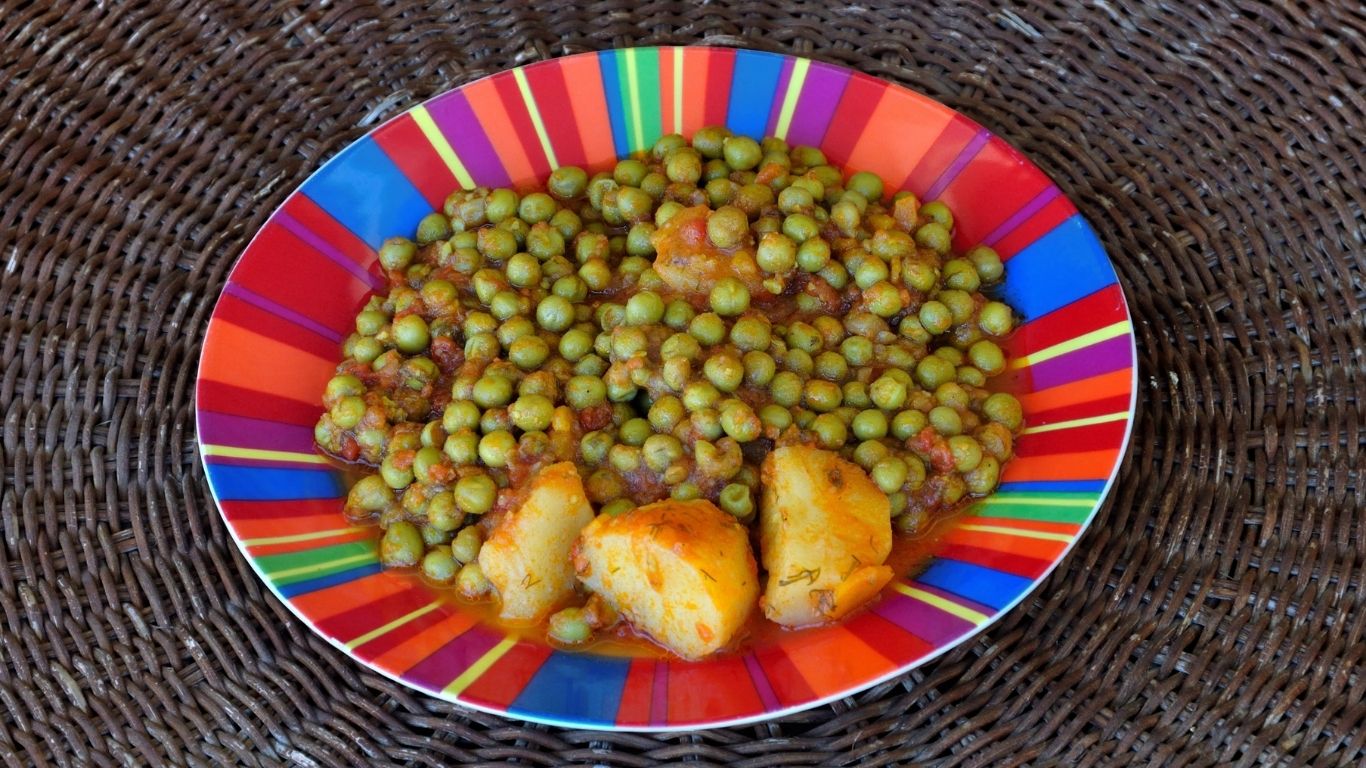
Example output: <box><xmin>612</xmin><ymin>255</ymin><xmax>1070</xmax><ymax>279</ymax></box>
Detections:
<box><xmin>0</xmin><ymin>1</ymin><xmax>1362</xmax><ymax>766</ymax></box>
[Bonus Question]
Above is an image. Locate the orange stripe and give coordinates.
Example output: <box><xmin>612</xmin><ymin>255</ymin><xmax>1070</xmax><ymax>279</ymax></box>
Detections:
<box><xmin>680</xmin><ymin>47</ymin><xmax>712</xmax><ymax>135</ymax></box>
<box><xmin>247</xmin><ymin>529</ymin><xmax>373</xmax><ymax>557</ymax></box>
<box><xmin>463</xmin><ymin>79</ymin><xmax>537</xmax><ymax>189</ymax></box>
<box><xmin>200</xmin><ymin>320</ymin><xmax>335</xmax><ymax>404</ymax></box>
<box><xmin>961</xmin><ymin>516</ymin><xmax>1082</xmax><ymax>536</ymax></box>
<box><xmin>1001</xmin><ymin>449</ymin><xmax>1116</xmax><ymax>482</ymax></box>
<box><xmin>368</xmin><ymin>610</ymin><xmax>480</xmax><ymax>676</ymax></box>
<box><xmin>289</xmin><ymin>570</ymin><xmax>414</xmax><ymax>622</ymax></box>
<box><xmin>843</xmin><ymin>88</ymin><xmax>952</xmax><ymax>191</ymax></box>
<box><xmin>942</xmin><ymin>528</ymin><xmax>1068</xmax><ymax>561</ymax></box>
<box><xmin>560</xmin><ymin>55</ymin><xmax>615</xmax><ymax>171</ymax></box>
<box><xmin>231</xmin><ymin>513</ymin><xmax>350</xmax><ymax>541</ymax></box>
<box><xmin>1017</xmin><ymin>368</ymin><xmax>1132</xmax><ymax>415</ymax></box>
<box><xmin>775</xmin><ymin>625</ymin><xmax>897</xmax><ymax>698</ymax></box>
<box><xmin>658</xmin><ymin>48</ymin><xmax>676</xmax><ymax>136</ymax></box>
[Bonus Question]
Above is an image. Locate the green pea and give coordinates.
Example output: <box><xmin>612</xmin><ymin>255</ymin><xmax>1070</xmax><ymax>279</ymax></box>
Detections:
<box><xmin>615</xmin><ymin>417</ymin><xmax>649</xmax><ymax>447</ymax></box>
<box><xmin>577</xmin><ymin>431</ymin><xmax>613</xmax><ymax>467</ymax></box>
<box><xmin>425</xmin><ymin>491</ymin><xmax>459</xmax><ymax>531</ymax></box>
<box><xmin>479</xmin><ymin>406</ymin><xmax>513</xmax><ymax>434</ymax></box>
<box><xmin>642</xmin><ymin>434</ymin><xmax>685</xmax><ymax>472</ymax></box>
<box><xmin>831</xmin><ymin>199</ymin><xmax>861</xmax><ymax>235</ymax></box>
<box><xmin>682</xmin><ymin>380</ymin><xmax>721</xmax><ymax>412</ymax></box>
<box><xmin>978</xmin><ymin>301</ymin><xmax>1014</xmax><ymax>337</ymax></box>
<box><xmin>706</xmin><ymin>207</ymin><xmax>749</xmax><ymax>249</ymax></box>
<box><xmin>488</xmin><ymin>291</ymin><xmax>522</xmax><ymax>321</ymax></box>
<box><xmin>792</xmin><ymin>239</ymin><xmax>829</xmax><ymax>274</ymax></box>
<box><xmin>946</xmin><ymin>434</ymin><xmax>983</xmax><ymax>472</ymax></box>
<box><xmin>643</xmin><ymin>395</ymin><xmax>682</xmax><ymax>433</ymax></box>
<box><xmin>610</xmin><ymin>326</ymin><xmax>648</xmax><ymax>359</ymax></box>
<box><xmin>505</xmin><ymin>336</ymin><xmax>547</xmax><ymax>371</ymax></box>
<box><xmin>835</xmin><ymin>337</ymin><xmax>871</xmax><ymax>368</ymax></box>
<box><xmin>477</xmin><ymin>226</ymin><xmax>518</xmax><ymax>261</ymax></box>
<box><xmin>778</xmin><ymin>185</ymin><xmax>814</xmax><ymax>215</ymax></box>
<box><xmin>704</xmin><ymin>354</ymin><xmax>745</xmax><ymax>393</ymax></box>
<box><xmin>720</xmin><ymin>403</ymin><xmax>762</xmax><ymax>442</ymax></box>
<box><xmin>665</xmin><ymin>148</ymin><xmax>703</xmax><ymax>183</ymax></box>
<box><xmin>915</xmin><ymin>355</ymin><xmax>957</xmax><ymax>390</ymax></box>
<box><xmin>346</xmin><ymin>474</ymin><xmax>394</xmax><ymax>515</ymax></box>
<box><xmin>503</xmin><ymin>253</ymin><xmax>540</xmax><ymax>289</ymax></box>
<box><xmin>871</xmin><ymin>456</ymin><xmax>908</xmax><ymax>494</ymax></box>
<box><xmin>968</xmin><ymin>340</ymin><xmax>1006</xmax><ymax>376</ymax></box>
<box><xmin>443</xmin><ymin>429</ymin><xmax>479</xmax><ymax>466</ymax></box>
<box><xmin>624</xmin><ymin>290</ymin><xmax>665</xmax><ymax>325</ymax></box>
<box><xmin>548</xmin><ymin>165</ymin><xmax>588</xmax><ymax>198</ymax></box>
<box><xmin>351</xmin><ymin>336</ymin><xmax>383</xmax><ymax>364</ymax></box>
<box><xmin>928</xmin><ymin>405</ymin><xmax>963</xmax><ymax>436</ymax></box>
<box><xmin>723</xmin><ymin>317</ymin><xmax>767</xmax><ymax>353</ymax></box>
<box><xmin>451</xmin><ymin>473</ymin><xmax>495</xmax><ymax>515</ymax></box>
<box><xmin>771</xmin><ymin>371</ymin><xmax>803</xmax><ymax>407</ymax></box>
<box><xmin>720</xmin><ymin>135</ymin><xmax>761</xmax><ymax>170</ymax></box>
<box><xmin>409</xmin><ymin>446</ymin><xmax>441</xmax><ymax>484</ymax></box>
<box><xmin>391</xmin><ymin>314</ymin><xmax>429</xmax><ymax>353</ymax></box>
<box><xmin>690</xmin><ymin>408</ymin><xmax>724</xmax><ymax>441</ymax></box>
<box><xmin>790</xmin><ymin>145</ymin><xmax>826</xmax><ymax>167</ymax></box>
<box><xmin>379</xmin><ymin>237</ymin><xmax>416</xmax><ymax>271</ymax></box>
<box><xmin>608</xmin><ymin>443</ymin><xmax>642</xmax><ymax>472</ymax></box>
<box><xmin>574</xmin><ymin>354</ymin><xmax>608</xmax><ymax>377</ymax></box>
<box><xmin>528</xmin><ymin>295</ymin><xmax>571</xmax><ymax>333</ymax></box>
<box><xmin>689</xmin><ymin>312</ymin><xmax>727</xmax><ymax>346</ymax></box>
<box><xmin>891</xmin><ymin>410</ymin><xmax>926</xmax><ymax>440</ymax></box>
<box><xmin>380</xmin><ymin>521</ymin><xmax>424</xmax><ymax>567</ymax></box>
<box><xmin>446</xmin><ymin>527</ymin><xmax>481</xmax><ymax>565</ymax></box>
<box><xmin>846</xmin><ymin>171</ymin><xmax>884</xmax><ymax>202</ymax></box>
<box><xmin>917</xmin><ymin>301</ymin><xmax>951</xmax><ymax>335</ymax></box>
<box><xmin>810</xmin><ymin>413</ymin><xmax>848</xmax><ymax>449</ymax></box>
<box><xmin>838</xmin><ymin>382</ymin><xmax>868</xmax><ymax>410</ymax></box>
<box><xmin>355</xmin><ymin>309</ymin><xmax>387</xmax><ymax>337</ymax></box>
<box><xmin>800</xmin><ymin>380</ymin><xmax>840</xmax><ymax>413</ymax></box>
<box><xmin>965</xmin><ymin>455</ymin><xmax>1001</xmax><ymax>495</ymax></box>
<box><xmin>477</xmin><ymin>430</ymin><xmax>516</xmax><ymax>468</ymax></box>
<box><xmin>854</xmin><ymin>257</ymin><xmax>889</xmax><ymax>290</ymax></box>
<box><xmin>420</xmin><ymin>547</ymin><xmax>459</xmax><ymax>584</ymax></box>
<box><xmin>414</xmin><ymin>212</ymin><xmax>451</xmax><ymax>245</ymax></box>
<box><xmin>743</xmin><ymin>350</ymin><xmax>777</xmax><ymax>387</ymax></box>
<box><xmin>902</xmin><ymin>260</ymin><xmax>938</xmax><ymax>293</ymax></box>
<box><xmin>508</xmin><ymin>394</ymin><xmax>553</xmax><ymax>432</ymax></box>
<box><xmin>920</xmin><ymin>200</ymin><xmax>954</xmax><ymax>228</ymax></box>
<box><xmin>705</xmin><ymin>177</ymin><xmax>737</xmax><ymax>207</ymax></box>
<box><xmin>483</xmin><ymin>188</ymin><xmax>517</xmax><ymax>223</ymax></box>
<box><xmin>852</xmin><ymin>439</ymin><xmax>890</xmax><ymax>470</ymax></box>
<box><xmin>934</xmin><ymin>346</ymin><xmax>965</xmax><ymax>366</ymax></box>
<box><xmin>915</xmin><ymin>222</ymin><xmax>952</xmax><ymax>254</ymax></box>
<box><xmin>563</xmin><ymin>375</ymin><xmax>605</xmax><ymax>409</ymax></box>
<box><xmin>864</xmin><ymin>281</ymin><xmax>903</xmax><ymax>317</ymax></box>
<box><xmin>600</xmin><ymin>498</ymin><xmax>636</xmax><ymax>517</ymax></box>
<box><xmin>870</xmin><ymin>375</ymin><xmax>908</xmax><ymax>410</ymax></box>
<box><xmin>328</xmin><ymin>395</ymin><xmax>364</xmax><ymax>430</ymax></box>
<box><xmin>552</xmin><ymin>328</ymin><xmax>589</xmax><ymax>362</ymax></box>
<box><xmin>852</xmin><ymin>409</ymin><xmax>889</xmax><ymax>440</ymax></box>
<box><xmin>782</xmin><ymin>213</ymin><xmax>819</xmax><ymax>242</ymax></box>
<box><xmin>983</xmin><ymin>393</ymin><xmax>1024</xmax><ymax>431</ymax></box>
<box><xmin>751</xmin><ymin>232</ymin><xmax>796</xmax><ymax>274</ymax></box>
<box><xmin>759</xmin><ymin>403</ymin><xmax>793</xmax><ymax>432</ymax></box>
<box><xmin>616</xmin><ymin>186</ymin><xmax>654</xmax><ymax>222</ymax></box>
<box><xmin>967</xmin><ymin>245</ymin><xmax>1004</xmax><ymax>283</ymax></box>
<box><xmin>548</xmin><ymin>608</ymin><xmax>593</xmax><ymax>645</ymax></box>
<box><xmin>718</xmin><ymin>483</ymin><xmax>754</xmax><ymax>519</ymax></box>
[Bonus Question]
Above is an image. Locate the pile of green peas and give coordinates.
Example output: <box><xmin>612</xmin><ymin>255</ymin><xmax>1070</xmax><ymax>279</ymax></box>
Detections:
<box><xmin>314</xmin><ymin>125</ymin><xmax>1024</xmax><ymax>616</ymax></box>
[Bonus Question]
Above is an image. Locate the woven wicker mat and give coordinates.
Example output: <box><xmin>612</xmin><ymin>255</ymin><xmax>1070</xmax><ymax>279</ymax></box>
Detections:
<box><xmin>1</xmin><ymin>1</ymin><xmax>1362</xmax><ymax>765</ymax></box>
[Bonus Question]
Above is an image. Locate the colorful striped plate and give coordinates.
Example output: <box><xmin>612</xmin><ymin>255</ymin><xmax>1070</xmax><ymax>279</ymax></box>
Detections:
<box><xmin>196</xmin><ymin>46</ymin><xmax>1136</xmax><ymax>730</ymax></box>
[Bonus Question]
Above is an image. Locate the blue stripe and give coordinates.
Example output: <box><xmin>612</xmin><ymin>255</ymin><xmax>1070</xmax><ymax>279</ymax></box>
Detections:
<box><xmin>999</xmin><ymin>215</ymin><xmax>1117</xmax><ymax>320</ymax></box>
<box><xmin>508</xmin><ymin>651</ymin><xmax>631</xmax><ymax>726</ymax></box>
<box><xmin>918</xmin><ymin>560</ymin><xmax>1032</xmax><ymax>611</ymax></box>
<box><xmin>299</xmin><ymin>136</ymin><xmax>432</xmax><ymax>251</ymax></box>
<box><xmin>998</xmin><ymin>480</ymin><xmax>1107</xmax><ymax>493</ymax></box>
<box><xmin>206</xmin><ymin>465</ymin><xmax>344</xmax><ymax>501</ymax></box>
<box><xmin>598</xmin><ymin>51</ymin><xmax>630</xmax><ymax>159</ymax></box>
<box><xmin>277</xmin><ymin>563</ymin><xmax>382</xmax><ymax>598</ymax></box>
<box><xmin>726</xmin><ymin>50</ymin><xmax>786</xmax><ymax>139</ymax></box>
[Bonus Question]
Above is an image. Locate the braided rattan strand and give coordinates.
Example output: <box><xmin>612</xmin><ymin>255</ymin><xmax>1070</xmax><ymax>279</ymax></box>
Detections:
<box><xmin>0</xmin><ymin>1</ymin><xmax>1361</xmax><ymax>766</ymax></box>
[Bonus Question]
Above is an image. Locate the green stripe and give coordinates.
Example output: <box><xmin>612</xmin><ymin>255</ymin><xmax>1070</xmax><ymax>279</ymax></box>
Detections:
<box><xmin>972</xmin><ymin>496</ymin><xmax>1099</xmax><ymax>524</ymax></box>
<box><xmin>256</xmin><ymin>540</ymin><xmax>377</xmax><ymax>582</ymax></box>
<box><xmin>634</xmin><ymin>48</ymin><xmax>662</xmax><ymax>152</ymax></box>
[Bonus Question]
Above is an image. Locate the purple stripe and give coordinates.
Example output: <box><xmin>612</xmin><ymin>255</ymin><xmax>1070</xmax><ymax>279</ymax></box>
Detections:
<box><xmin>1029</xmin><ymin>334</ymin><xmax>1133</xmax><ymax>390</ymax></box>
<box><xmin>274</xmin><ymin>209</ymin><xmax>385</xmax><ymax>292</ymax></box>
<box><xmin>872</xmin><ymin>590</ymin><xmax>974</xmax><ymax>646</ymax></box>
<box><xmin>742</xmin><ymin>653</ymin><xmax>780</xmax><ymax>711</ymax></box>
<box><xmin>650</xmin><ymin>660</ymin><xmax>668</xmax><ymax>726</ymax></box>
<box><xmin>763</xmin><ymin>58</ymin><xmax>796</xmax><ymax>136</ymax></box>
<box><xmin>924</xmin><ymin>129</ymin><xmax>991</xmax><ymax>200</ymax></box>
<box><xmin>907</xmin><ymin>581</ymin><xmax>998</xmax><ymax>618</ymax></box>
<box><xmin>224</xmin><ymin>283</ymin><xmax>343</xmax><ymax>343</ymax></box>
<box><xmin>425</xmin><ymin>91</ymin><xmax>511</xmax><ymax>188</ymax></box>
<box><xmin>404</xmin><ymin>626</ymin><xmax>502</xmax><ymax>692</ymax></box>
<box><xmin>786</xmin><ymin>62</ymin><xmax>850</xmax><ymax>147</ymax></box>
<box><xmin>199</xmin><ymin>411</ymin><xmax>317</xmax><ymax>452</ymax></box>
<box><xmin>984</xmin><ymin>186</ymin><xmax>1062</xmax><ymax>246</ymax></box>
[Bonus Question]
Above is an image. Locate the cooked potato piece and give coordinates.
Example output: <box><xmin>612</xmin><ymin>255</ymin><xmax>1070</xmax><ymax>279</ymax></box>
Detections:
<box><xmin>759</xmin><ymin>445</ymin><xmax>894</xmax><ymax>626</ymax></box>
<box><xmin>479</xmin><ymin>462</ymin><xmax>594</xmax><ymax>621</ymax></box>
<box><xmin>574</xmin><ymin>499</ymin><xmax>758</xmax><ymax>660</ymax></box>
<box><xmin>650</xmin><ymin>205</ymin><xmax>766</xmax><ymax>297</ymax></box>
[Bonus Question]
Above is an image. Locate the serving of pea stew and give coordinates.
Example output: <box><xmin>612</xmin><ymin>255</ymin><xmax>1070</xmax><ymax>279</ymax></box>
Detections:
<box><xmin>314</xmin><ymin>127</ymin><xmax>1023</xmax><ymax>660</ymax></box>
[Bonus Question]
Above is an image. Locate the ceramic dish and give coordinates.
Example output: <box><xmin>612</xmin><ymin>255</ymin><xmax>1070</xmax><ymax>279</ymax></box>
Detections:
<box><xmin>195</xmin><ymin>46</ymin><xmax>1136</xmax><ymax>730</ymax></box>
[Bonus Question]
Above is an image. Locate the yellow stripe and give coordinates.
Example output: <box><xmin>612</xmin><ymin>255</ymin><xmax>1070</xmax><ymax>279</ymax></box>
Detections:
<box><xmin>345</xmin><ymin>601</ymin><xmax>442</xmax><ymax>650</ymax></box>
<box><xmin>959</xmin><ymin>524</ymin><xmax>1075</xmax><ymax>543</ymax></box>
<box><xmin>672</xmin><ymin>48</ymin><xmax>684</xmax><ymax>134</ymax></box>
<box><xmin>892</xmin><ymin>584</ymin><xmax>990</xmax><ymax>624</ymax></box>
<box><xmin>513</xmin><ymin>68</ymin><xmax>558</xmax><ymax>168</ymax></box>
<box><xmin>243</xmin><ymin>527</ymin><xmax>364</xmax><ymax>547</ymax></box>
<box><xmin>1021</xmin><ymin>411</ymin><xmax>1129</xmax><ymax>435</ymax></box>
<box><xmin>773</xmin><ymin>58</ymin><xmax>810</xmax><ymax>140</ymax></box>
<box><xmin>269</xmin><ymin>552</ymin><xmax>375</xmax><ymax>581</ymax></box>
<box><xmin>442</xmin><ymin>635</ymin><xmax>519</xmax><ymax>696</ymax></box>
<box><xmin>624</xmin><ymin>49</ymin><xmax>644</xmax><ymax>152</ymax></box>
<box><xmin>410</xmin><ymin>105</ymin><xmax>476</xmax><ymax>190</ymax></box>
<box><xmin>1010</xmin><ymin>321</ymin><xmax>1131</xmax><ymax>369</ymax></box>
<box><xmin>201</xmin><ymin>445</ymin><xmax>329</xmax><ymax>465</ymax></box>
<box><xmin>979</xmin><ymin>496</ymin><xmax>1095</xmax><ymax>507</ymax></box>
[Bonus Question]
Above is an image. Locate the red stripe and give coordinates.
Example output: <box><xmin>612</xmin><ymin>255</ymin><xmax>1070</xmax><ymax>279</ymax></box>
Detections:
<box><xmin>212</xmin><ymin>293</ymin><xmax>339</xmax><ymax>361</ymax></box>
<box><xmin>842</xmin><ymin>609</ymin><xmax>933</xmax><ymax>666</ymax></box>
<box><xmin>751</xmin><ymin>642</ymin><xmax>817</xmax><ymax>707</ymax></box>
<box><xmin>372</xmin><ymin>113</ymin><xmax>457</xmax><ymax>209</ymax></box>
<box><xmin>937</xmin><ymin>544</ymin><xmax>1053</xmax><ymax>579</ymax></box>
<box><xmin>523</xmin><ymin>60</ymin><xmax>586</xmax><ymax>168</ymax></box>
<box><xmin>703</xmin><ymin>48</ymin><xmax>736</xmax><ymax>126</ymax></box>
<box><xmin>1004</xmin><ymin>284</ymin><xmax>1128</xmax><ymax>357</ymax></box>
<box><xmin>996</xmin><ymin>194</ymin><xmax>1077</xmax><ymax>259</ymax></box>
<box><xmin>282</xmin><ymin>195</ymin><xmax>381</xmax><ymax>280</ymax></box>
<box><xmin>492</xmin><ymin>72</ymin><xmax>553</xmax><ymax>180</ymax></box>
<box><xmin>316</xmin><ymin>586</ymin><xmax>432</xmax><ymax>641</ymax></box>
<box><xmin>197</xmin><ymin>381</ymin><xmax>323</xmax><ymax>426</ymax></box>
<box><xmin>666</xmin><ymin>654</ymin><xmax>764</xmax><ymax>725</ymax></box>
<box><xmin>1026</xmin><ymin>393</ymin><xmax>1132</xmax><ymax>424</ymax></box>
<box><xmin>938</xmin><ymin>138</ymin><xmax>1052</xmax><ymax>251</ymax></box>
<box><xmin>818</xmin><ymin>73</ymin><xmax>885</xmax><ymax>166</ymax></box>
<box><xmin>233</xmin><ymin>223</ymin><xmax>371</xmax><ymax>336</ymax></box>
<box><xmin>901</xmin><ymin>114</ymin><xmax>978</xmax><ymax>196</ymax></box>
<box><xmin>1014</xmin><ymin>419</ymin><xmax>1127</xmax><ymax>457</ymax></box>
<box><xmin>615</xmin><ymin>658</ymin><xmax>656</xmax><ymax>727</ymax></box>
<box><xmin>460</xmin><ymin>641</ymin><xmax>554</xmax><ymax>708</ymax></box>
<box><xmin>220</xmin><ymin>498</ymin><xmax>344</xmax><ymax>521</ymax></box>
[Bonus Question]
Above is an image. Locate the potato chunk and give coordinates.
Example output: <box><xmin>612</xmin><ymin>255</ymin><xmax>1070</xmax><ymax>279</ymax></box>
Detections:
<box><xmin>479</xmin><ymin>462</ymin><xmax>594</xmax><ymax>621</ymax></box>
<box><xmin>574</xmin><ymin>499</ymin><xmax>758</xmax><ymax>660</ymax></box>
<box><xmin>759</xmin><ymin>446</ymin><xmax>894</xmax><ymax>626</ymax></box>
<box><xmin>650</xmin><ymin>205</ymin><xmax>766</xmax><ymax>297</ymax></box>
